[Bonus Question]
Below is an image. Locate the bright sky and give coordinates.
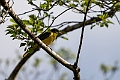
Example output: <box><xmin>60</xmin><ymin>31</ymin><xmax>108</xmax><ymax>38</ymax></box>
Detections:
<box><xmin>0</xmin><ymin>0</ymin><xmax>120</xmax><ymax>80</ymax></box>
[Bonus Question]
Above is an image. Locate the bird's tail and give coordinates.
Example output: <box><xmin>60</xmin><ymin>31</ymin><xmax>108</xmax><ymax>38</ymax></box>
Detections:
<box><xmin>23</xmin><ymin>43</ymin><xmax>40</xmax><ymax>58</ymax></box>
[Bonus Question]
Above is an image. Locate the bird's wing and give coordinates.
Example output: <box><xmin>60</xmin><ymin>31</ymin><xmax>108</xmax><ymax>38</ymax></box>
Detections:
<box><xmin>38</xmin><ymin>32</ymin><xmax>51</xmax><ymax>40</ymax></box>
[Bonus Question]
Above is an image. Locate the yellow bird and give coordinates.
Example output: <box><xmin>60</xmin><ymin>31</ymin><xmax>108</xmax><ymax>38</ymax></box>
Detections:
<box><xmin>23</xmin><ymin>28</ymin><xmax>61</xmax><ymax>57</ymax></box>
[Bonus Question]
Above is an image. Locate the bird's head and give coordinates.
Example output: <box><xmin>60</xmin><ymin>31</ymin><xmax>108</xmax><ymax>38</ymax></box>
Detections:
<box><xmin>51</xmin><ymin>28</ymin><xmax>62</xmax><ymax>34</ymax></box>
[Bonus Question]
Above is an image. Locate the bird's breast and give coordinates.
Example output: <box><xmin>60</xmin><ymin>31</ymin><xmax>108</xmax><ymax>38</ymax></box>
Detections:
<box><xmin>42</xmin><ymin>33</ymin><xmax>57</xmax><ymax>46</ymax></box>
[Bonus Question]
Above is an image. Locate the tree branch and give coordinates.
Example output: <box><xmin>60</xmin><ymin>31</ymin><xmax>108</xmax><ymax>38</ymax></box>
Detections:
<box><xmin>0</xmin><ymin>0</ymin><xmax>75</xmax><ymax>80</ymax></box>
<box><xmin>75</xmin><ymin>0</ymin><xmax>91</xmax><ymax>67</ymax></box>
<box><xmin>0</xmin><ymin>9</ymin><xmax>8</xmax><ymax>24</ymax></box>
<box><xmin>60</xmin><ymin>9</ymin><xmax>116</xmax><ymax>34</ymax></box>
<box><xmin>73</xmin><ymin>0</ymin><xmax>92</xmax><ymax>80</ymax></box>
<box><xmin>0</xmin><ymin>0</ymin><xmax>118</xmax><ymax>80</ymax></box>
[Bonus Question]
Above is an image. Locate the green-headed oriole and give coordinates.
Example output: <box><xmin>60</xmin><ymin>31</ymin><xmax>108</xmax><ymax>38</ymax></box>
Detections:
<box><xmin>23</xmin><ymin>28</ymin><xmax>61</xmax><ymax>57</ymax></box>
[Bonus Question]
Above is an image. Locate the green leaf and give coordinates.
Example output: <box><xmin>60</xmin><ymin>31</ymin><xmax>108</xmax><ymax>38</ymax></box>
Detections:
<box><xmin>90</xmin><ymin>24</ymin><xmax>95</xmax><ymax>29</ymax></box>
<box><xmin>58</xmin><ymin>1</ymin><xmax>63</xmax><ymax>6</ymax></box>
<box><xmin>29</xmin><ymin>14</ymin><xmax>37</xmax><ymax>24</ymax></box>
<box><xmin>23</xmin><ymin>33</ymin><xmax>27</xmax><ymax>37</ymax></box>
<box><xmin>23</xmin><ymin>20</ymin><xmax>31</xmax><ymax>25</ymax></box>
<box><xmin>29</xmin><ymin>14</ymin><xmax>37</xmax><ymax>20</ymax></box>
<box><xmin>10</xmin><ymin>32</ymin><xmax>16</xmax><ymax>37</ymax></box>
<box><xmin>33</xmin><ymin>58</ymin><xmax>41</xmax><ymax>67</ymax></box>
<box><xmin>40</xmin><ymin>3</ymin><xmax>48</xmax><ymax>10</ymax></box>
<box><xmin>94</xmin><ymin>1</ymin><xmax>101</xmax><ymax>5</ymax></box>
<box><xmin>98</xmin><ymin>13</ymin><xmax>108</xmax><ymax>20</ymax></box>
<box><xmin>6</xmin><ymin>31</ymin><xmax>11</xmax><ymax>35</ymax></box>
<box><xmin>57</xmin><ymin>48</ymin><xmax>75</xmax><ymax>60</ymax></box>
<box><xmin>50</xmin><ymin>59</ymin><xmax>58</xmax><ymax>65</ymax></box>
<box><xmin>105</xmin><ymin>23</ymin><xmax>108</xmax><ymax>28</ymax></box>
<box><xmin>49</xmin><ymin>59</ymin><xmax>58</xmax><ymax>69</ymax></box>
<box><xmin>112</xmin><ymin>66</ymin><xmax>118</xmax><ymax>72</ymax></box>
<box><xmin>20</xmin><ymin>43</ymin><xmax>26</xmax><ymax>47</ymax></box>
<box><xmin>74</xmin><ymin>0</ymin><xmax>79</xmax><ymax>2</ymax></box>
<box><xmin>60</xmin><ymin>36</ymin><xmax>68</xmax><ymax>40</ymax></box>
<box><xmin>107</xmin><ymin>19</ymin><xmax>114</xmax><ymax>24</ymax></box>
<box><xmin>69</xmin><ymin>3</ymin><xmax>78</xmax><ymax>7</ymax></box>
<box><xmin>100</xmin><ymin>23</ymin><xmax>104</xmax><ymax>27</ymax></box>
<box><xmin>10</xmin><ymin>18</ymin><xmax>16</xmax><ymax>23</ymax></box>
<box><xmin>101</xmin><ymin>64</ymin><xmax>108</xmax><ymax>74</ymax></box>
<box><xmin>114</xmin><ymin>2</ymin><xmax>120</xmax><ymax>10</ymax></box>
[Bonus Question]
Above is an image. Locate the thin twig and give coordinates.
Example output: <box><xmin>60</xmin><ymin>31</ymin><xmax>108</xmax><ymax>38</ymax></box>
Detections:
<box><xmin>62</xmin><ymin>1</ymin><xmax>92</xmax><ymax>18</ymax></box>
<box><xmin>115</xmin><ymin>14</ymin><xmax>120</xmax><ymax>25</ymax></box>
<box><xmin>5</xmin><ymin>1</ymin><xmax>59</xmax><ymax>17</ymax></box>
<box><xmin>28</xmin><ymin>0</ymin><xmax>58</xmax><ymax>11</ymax></box>
<box><xmin>0</xmin><ymin>12</ymin><xmax>8</xmax><ymax>24</ymax></box>
<box><xmin>74</xmin><ymin>0</ymin><xmax>92</xmax><ymax>67</ymax></box>
<box><xmin>43</xmin><ymin>7</ymin><xmax>72</xmax><ymax>33</ymax></box>
<box><xmin>62</xmin><ymin>1</ymin><xmax>85</xmax><ymax>14</ymax></box>
<box><xmin>54</xmin><ymin>21</ymin><xmax>80</xmax><ymax>28</ymax></box>
<box><xmin>18</xmin><ymin>9</ymin><xmax>37</xmax><ymax>16</ymax></box>
<box><xmin>49</xmin><ymin>7</ymin><xmax>72</xmax><ymax>27</ymax></box>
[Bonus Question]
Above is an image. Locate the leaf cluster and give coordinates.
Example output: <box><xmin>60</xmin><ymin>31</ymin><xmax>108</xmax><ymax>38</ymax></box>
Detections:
<box><xmin>49</xmin><ymin>48</ymin><xmax>75</xmax><ymax>69</ymax></box>
<box><xmin>4</xmin><ymin>0</ymin><xmax>120</xmax><ymax>51</ymax></box>
<box><xmin>6</xmin><ymin>14</ymin><xmax>46</xmax><ymax>51</ymax></box>
<box><xmin>100</xmin><ymin>61</ymin><xmax>119</xmax><ymax>77</ymax></box>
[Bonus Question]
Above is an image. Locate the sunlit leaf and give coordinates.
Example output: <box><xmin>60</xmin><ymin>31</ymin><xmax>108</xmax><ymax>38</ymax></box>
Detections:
<box><xmin>10</xmin><ymin>18</ymin><xmax>16</xmax><ymax>23</ymax></box>
<box><xmin>23</xmin><ymin>20</ymin><xmax>31</xmax><ymax>25</ymax></box>
<box><xmin>58</xmin><ymin>1</ymin><xmax>63</xmax><ymax>6</ymax></box>
<box><xmin>107</xmin><ymin>19</ymin><xmax>114</xmax><ymax>24</ymax></box>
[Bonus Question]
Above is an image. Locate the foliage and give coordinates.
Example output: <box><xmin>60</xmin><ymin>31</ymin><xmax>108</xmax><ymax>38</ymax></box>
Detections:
<box><xmin>100</xmin><ymin>61</ymin><xmax>119</xmax><ymax>80</ymax></box>
<box><xmin>49</xmin><ymin>48</ymin><xmax>75</xmax><ymax>69</ymax></box>
<box><xmin>0</xmin><ymin>0</ymin><xmax>120</xmax><ymax>80</ymax></box>
<box><xmin>0</xmin><ymin>55</ymin><xmax>118</xmax><ymax>80</ymax></box>
<box><xmin>0</xmin><ymin>48</ymin><xmax>75</xmax><ymax>80</ymax></box>
<box><xmin>6</xmin><ymin>14</ymin><xmax>45</xmax><ymax>51</ymax></box>
<box><xmin>4</xmin><ymin>0</ymin><xmax>120</xmax><ymax>50</ymax></box>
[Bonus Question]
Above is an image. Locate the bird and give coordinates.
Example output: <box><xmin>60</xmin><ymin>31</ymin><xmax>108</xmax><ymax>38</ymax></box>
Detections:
<box><xmin>23</xmin><ymin>28</ymin><xmax>61</xmax><ymax>57</ymax></box>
